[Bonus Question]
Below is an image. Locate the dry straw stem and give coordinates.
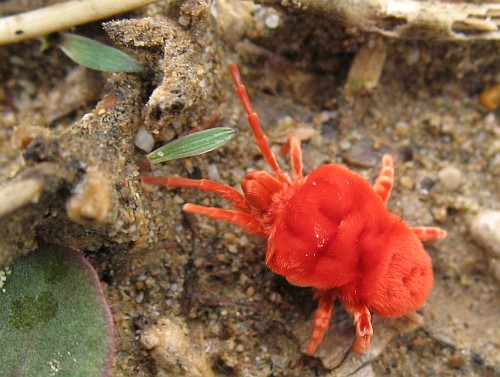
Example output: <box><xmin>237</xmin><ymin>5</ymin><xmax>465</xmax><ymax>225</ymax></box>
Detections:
<box><xmin>0</xmin><ymin>0</ymin><xmax>159</xmax><ymax>45</ymax></box>
<box><xmin>258</xmin><ymin>0</ymin><xmax>500</xmax><ymax>40</ymax></box>
<box><xmin>0</xmin><ymin>179</ymin><xmax>44</xmax><ymax>218</ymax></box>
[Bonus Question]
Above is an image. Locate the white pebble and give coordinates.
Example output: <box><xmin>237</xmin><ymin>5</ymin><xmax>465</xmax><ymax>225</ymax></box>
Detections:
<box><xmin>207</xmin><ymin>164</ymin><xmax>220</xmax><ymax>181</ymax></box>
<box><xmin>178</xmin><ymin>15</ymin><xmax>190</xmax><ymax>27</ymax></box>
<box><xmin>135</xmin><ymin>291</ymin><xmax>144</xmax><ymax>304</ymax></box>
<box><xmin>405</xmin><ymin>47</ymin><xmax>420</xmax><ymax>65</ymax></box>
<box><xmin>227</xmin><ymin>244</ymin><xmax>238</xmax><ymax>254</ymax></box>
<box><xmin>470</xmin><ymin>210</ymin><xmax>500</xmax><ymax>258</ymax></box>
<box><xmin>438</xmin><ymin>166</ymin><xmax>462</xmax><ymax>191</ymax></box>
<box><xmin>265</xmin><ymin>13</ymin><xmax>280</xmax><ymax>29</ymax></box>
<box><xmin>339</xmin><ymin>140</ymin><xmax>351</xmax><ymax>151</ymax></box>
<box><xmin>135</xmin><ymin>126</ymin><xmax>155</xmax><ymax>152</ymax></box>
<box><xmin>471</xmin><ymin>210</ymin><xmax>500</xmax><ymax>282</ymax></box>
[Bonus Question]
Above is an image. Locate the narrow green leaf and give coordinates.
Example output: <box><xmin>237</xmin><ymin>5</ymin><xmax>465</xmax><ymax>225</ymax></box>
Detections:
<box><xmin>147</xmin><ymin>127</ymin><xmax>237</xmax><ymax>164</ymax></box>
<box><xmin>0</xmin><ymin>244</ymin><xmax>115</xmax><ymax>377</ymax></box>
<box><xmin>59</xmin><ymin>33</ymin><xmax>143</xmax><ymax>73</ymax></box>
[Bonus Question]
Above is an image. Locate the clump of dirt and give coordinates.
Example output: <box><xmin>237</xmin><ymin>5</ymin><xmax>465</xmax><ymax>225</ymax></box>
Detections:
<box><xmin>0</xmin><ymin>1</ymin><xmax>498</xmax><ymax>376</ymax></box>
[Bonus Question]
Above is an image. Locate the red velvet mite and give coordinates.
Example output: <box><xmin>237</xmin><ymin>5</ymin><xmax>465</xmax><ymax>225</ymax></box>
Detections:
<box><xmin>143</xmin><ymin>64</ymin><xmax>447</xmax><ymax>355</ymax></box>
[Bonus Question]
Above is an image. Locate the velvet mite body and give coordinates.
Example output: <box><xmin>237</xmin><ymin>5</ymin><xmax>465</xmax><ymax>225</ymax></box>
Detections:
<box><xmin>144</xmin><ymin>64</ymin><xmax>447</xmax><ymax>355</ymax></box>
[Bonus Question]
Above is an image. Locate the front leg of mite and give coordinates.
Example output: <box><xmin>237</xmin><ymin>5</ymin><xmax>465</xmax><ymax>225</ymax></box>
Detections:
<box><xmin>352</xmin><ymin>306</ymin><xmax>373</xmax><ymax>354</ymax></box>
<box><xmin>183</xmin><ymin>204</ymin><xmax>265</xmax><ymax>235</ymax></box>
<box><xmin>410</xmin><ymin>226</ymin><xmax>447</xmax><ymax>241</ymax></box>
<box><xmin>373</xmin><ymin>154</ymin><xmax>394</xmax><ymax>204</ymax></box>
<box><xmin>282</xmin><ymin>136</ymin><xmax>304</xmax><ymax>184</ymax></box>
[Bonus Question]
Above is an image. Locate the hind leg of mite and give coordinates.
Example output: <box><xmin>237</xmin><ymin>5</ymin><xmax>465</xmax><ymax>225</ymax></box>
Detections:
<box><xmin>352</xmin><ymin>306</ymin><xmax>373</xmax><ymax>354</ymax></box>
<box><xmin>306</xmin><ymin>290</ymin><xmax>334</xmax><ymax>355</ymax></box>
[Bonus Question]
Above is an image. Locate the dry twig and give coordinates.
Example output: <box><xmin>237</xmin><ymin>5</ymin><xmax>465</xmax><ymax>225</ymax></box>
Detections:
<box><xmin>257</xmin><ymin>0</ymin><xmax>500</xmax><ymax>40</ymax></box>
<box><xmin>0</xmin><ymin>0</ymin><xmax>159</xmax><ymax>45</ymax></box>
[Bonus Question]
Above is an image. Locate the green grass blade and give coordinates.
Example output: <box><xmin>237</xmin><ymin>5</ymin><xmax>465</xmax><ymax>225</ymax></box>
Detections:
<box><xmin>146</xmin><ymin>127</ymin><xmax>237</xmax><ymax>164</ymax></box>
<box><xmin>59</xmin><ymin>33</ymin><xmax>143</xmax><ymax>72</ymax></box>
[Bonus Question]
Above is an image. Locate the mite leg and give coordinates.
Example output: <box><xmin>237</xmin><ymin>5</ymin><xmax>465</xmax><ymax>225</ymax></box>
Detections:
<box><xmin>229</xmin><ymin>64</ymin><xmax>291</xmax><ymax>184</ymax></box>
<box><xmin>352</xmin><ymin>306</ymin><xmax>373</xmax><ymax>354</ymax></box>
<box><xmin>282</xmin><ymin>136</ymin><xmax>304</xmax><ymax>183</ymax></box>
<box><xmin>306</xmin><ymin>290</ymin><xmax>334</xmax><ymax>355</ymax></box>
<box><xmin>183</xmin><ymin>204</ymin><xmax>264</xmax><ymax>235</ymax></box>
<box><xmin>411</xmin><ymin>226</ymin><xmax>447</xmax><ymax>241</ymax></box>
<box><xmin>373</xmin><ymin>154</ymin><xmax>394</xmax><ymax>204</ymax></box>
<box><xmin>143</xmin><ymin>176</ymin><xmax>250</xmax><ymax>212</ymax></box>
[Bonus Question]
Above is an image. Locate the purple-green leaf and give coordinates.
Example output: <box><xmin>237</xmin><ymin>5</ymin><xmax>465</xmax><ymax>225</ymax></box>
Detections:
<box><xmin>0</xmin><ymin>244</ymin><xmax>115</xmax><ymax>377</ymax></box>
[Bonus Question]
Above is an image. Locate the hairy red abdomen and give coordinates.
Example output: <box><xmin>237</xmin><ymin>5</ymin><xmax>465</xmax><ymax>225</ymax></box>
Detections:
<box><xmin>354</xmin><ymin>224</ymin><xmax>433</xmax><ymax>317</ymax></box>
<box><xmin>266</xmin><ymin>164</ymin><xmax>433</xmax><ymax>317</ymax></box>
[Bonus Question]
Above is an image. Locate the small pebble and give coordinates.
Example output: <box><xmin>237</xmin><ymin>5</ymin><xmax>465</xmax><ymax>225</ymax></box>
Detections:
<box><xmin>120</xmin><ymin>186</ymin><xmax>132</xmax><ymax>199</ymax></box>
<box><xmin>246</xmin><ymin>286</ymin><xmax>255</xmax><ymax>296</ymax></box>
<box><xmin>173</xmin><ymin>195</ymin><xmax>184</xmax><ymax>204</ymax></box>
<box><xmin>342</xmin><ymin>138</ymin><xmax>380</xmax><ymax>168</ymax></box>
<box><xmin>459</xmin><ymin>274</ymin><xmax>470</xmax><ymax>287</ymax></box>
<box><xmin>135</xmin><ymin>291</ymin><xmax>144</xmax><ymax>304</ymax></box>
<box><xmin>395</xmin><ymin>121</ymin><xmax>409</xmax><ymax>137</ymax></box>
<box><xmin>238</xmin><ymin>235</ymin><xmax>249</xmax><ymax>247</ymax></box>
<box><xmin>399</xmin><ymin>176</ymin><xmax>414</xmax><ymax>189</ymax></box>
<box><xmin>0</xmin><ymin>269</ymin><xmax>8</xmax><ymax>289</ymax></box>
<box><xmin>432</xmin><ymin>206</ymin><xmax>448</xmax><ymax>223</ymax></box>
<box><xmin>141</xmin><ymin>317</ymin><xmax>215</xmax><ymax>377</ymax></box>
<box><xmin>216</xmin><ymin>254</ymin><xmax>228</xmax><ymax>263</ymax></box>
<box><xmin>438</xmin><ymin>166</ymin><xmax>462</xmax><ymax>191</ymax></box>
<box><xmin>470</xmin><ymin>210</ymin><xmax>500</xmax><ymax>257</ymax></box>
<box><xmin>479</xmin><ymin>83</ymin><xmax>500</xmax><ymax>110</ymax></box>
<box><xmin>239</xmin><ymin>274</ymin><xmax>250</xmax><ymax>285</ymax></box>
<box><xmin>145</xmin><ymin>276</ymin><xmax>156</xmax><ymax>288</ymax></box>
<box><xmin>135</xmin><ymin>126</ymin><xmax>155</xmax><ymax>152</ymax></box>
<box><xmin>405</xmin><ymin>47</ymin><xmax>420</xmax><ymax>65</ymax></box>
<box><xmin>207</xmin><ymin>163</ymin><xmax>220</xmax><ymax>181</ymax></box>
<box><xmin>269</xmin><ymin>292</ymin><xmax>282</xmax><ymax>303</ymax></box>
<box><xmin>193</xmin><ymin>258</ymin><xmax>204</xmax><ymax>268</ymax></box>
<box><xmin>210</xmin><ymin>323</ymin><xmax>222</xmax><ymax>335</ymax></box>
<box><xmin>265</xmin><ymin>13</ymin><xmax>280</xmax><ymax>29</ymax></box>
<box><xmin>488</xmin><ymin>259</ymin><xmax>500</xmax><ymax>282</ymax></box>
<box><xmin>470</xmin><ymin>210</ymin><xmax>500</xmax><ymax>281</ymax></box>
<box><xmin>339</xmin><ymin>140</ymin><xmax>351</xmax><ymax>151</ymax></box>
<box><xmin>120</xmin><ymin>320</ymin><xmax>131</xmax><ymax>330</ymax></box>
<box><xmin>484</xmin><ymin>112</ymin><xmax>496</xmax><ymax>127</ymax></box>
<box><xmin>227</xmin><ymin>244</ymin><xmax>238</xmax><ymax>254</ymax></box>
<box><xmin>0</xmin><ymin>111</ymin><xmax>17</xmax><ymax>129</ymax></box>
<box><xmin>271</xmin><ymin>355</ymin><xmax>288</xmax><ymax>369</ymax></box>
<box><xmin>135</xmin><ymin>281</ymin><xmax>145</xmax><ymax>290</ymax></box>
<box><xmin>447</xmin><ymin>353</ymin><xmax>468</xmax><ymax>369</ymax></box>
<box><xmin>178</xmin><ymin>15</ymin><xmax>191</xmax><ymax>27</ymax></box>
